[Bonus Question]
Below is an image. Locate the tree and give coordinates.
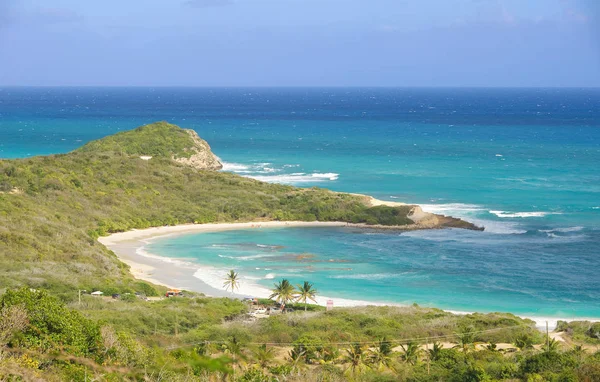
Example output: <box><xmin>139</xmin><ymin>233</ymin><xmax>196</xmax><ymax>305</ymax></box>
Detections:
<box><xmin>295</xmin><ymin>281</ymin><xmax>318</xmax><ymax>311</ymax></box>
<box><xmin>223</xmin><ymin>270</ymin><xmax>240</xmax><ymax>295</ymax></box>
<box><xmin>343</xmin><ymin>343</ymin><xmax>367</xmax><ymax>378</ymax></box>
<box><xmin>544</xmin><ymin>338</ymin><xmax>560</xmax><ymax>353</ymax></box>
<box><xmin>428</xmin><ymin>341</ymin><xmax>444</xmax><ymax>361</ymax></box>
<box><xmin>368</xmin><ymin>338</ymin><xmax>394</xmax><ymax>371</ymax></box>
<box><xmin>514</xmin><ymin>334</ymin><xmax>534</xmax><ymax>351</ymax></box>
<box><xmin>400</xmin><ymin>341</ymin><xmax>421</xmax><ymax>365</ymax></box>
<box><xmin>253</xmin><ymin>344</ymin><xmax>275</xmax><ymax>370</ymax></box>
<box><xmin>454</xmin><ymin>327</ymin><xmax>476</xmax><ymax>353</ymax></box>
<box><xmin>269</xmin><ymin>279</ymin><xmax>296</xmax><ymax>310</ymax></box>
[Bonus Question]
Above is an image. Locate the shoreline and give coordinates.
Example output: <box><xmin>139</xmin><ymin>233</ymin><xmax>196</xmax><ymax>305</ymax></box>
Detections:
<box><xmin>100</xmin><ymin>221</ymin><xmax>598</xmax><ymax>330</ymax></box>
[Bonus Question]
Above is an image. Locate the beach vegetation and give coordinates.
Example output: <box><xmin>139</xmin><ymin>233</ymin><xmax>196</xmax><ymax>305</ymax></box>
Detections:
<box><xmin>224</xmin><ymin>270</ymin><xmax>240</xmax><ymax>295</ymax></box>
<box><xmin>1</xmin><ymin>122</ymin><xmax>598</xmax><ymax>380</ymax></box>
<box><xmin>269</xmin><ymin>279</ymin><xmax>296</xmax><ymax>309</ymax></box>
<box><xmin>295</xmin><ymin>281</ymin><xmax>318</xmax><ymax>311</ymax></box>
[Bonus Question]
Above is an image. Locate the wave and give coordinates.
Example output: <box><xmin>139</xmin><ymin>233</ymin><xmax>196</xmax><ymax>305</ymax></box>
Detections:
<box><xmin>420</xmin><ymin>203</ymin><xmax>484</xmax><ymax>214</ymax></box>
<box><xmin>490</xmin><ymin>210</ymin><xmax>559</xmax><ymax>218</ymax></box>
<box><xmin>248</xmin><ymin>172</ymin><xmax>339</xmax><ymax>184</ymax></box>
<box><xmin>329</xmin><ymin>273</ymin><xmax>397</xmax><ymax>281</ymax></box>
<box><xmin>217</xmin><ymin>253</ymin><xmax>276</xmax><ymax>261</ymax></box>
<box><xmin>221</xmin><ymin>162</ymin><xmax>251</xmax><ymax>172</ymax></box>
<box><xmin>540</xmin><ymin>226</ymin><xmax>583</xmax><ymax>233</ymax></box>
<box><xmin>135</xmin><ymin>247</ymin><xmax>196</xmax><ymax>268</ymax></box>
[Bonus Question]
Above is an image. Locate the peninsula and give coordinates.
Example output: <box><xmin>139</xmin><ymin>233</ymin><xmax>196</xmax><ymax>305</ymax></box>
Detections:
<box><xmin>0</xmin><ymin>121</ymin><xmax>480</xmax><ymax>294</ymax></box>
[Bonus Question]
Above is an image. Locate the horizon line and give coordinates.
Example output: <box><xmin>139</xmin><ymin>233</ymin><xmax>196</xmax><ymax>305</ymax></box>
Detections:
<box><xmin>1</xmin><ymin>85</ymin><xmax>600</xmax><ymax>90</ymax></box>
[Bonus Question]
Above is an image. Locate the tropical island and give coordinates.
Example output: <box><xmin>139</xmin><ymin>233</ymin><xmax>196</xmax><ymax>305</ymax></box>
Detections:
<box><xmin>1</xmin><ymin>122</ymin><xmax>599</xmax><ymax>381</ymax></box>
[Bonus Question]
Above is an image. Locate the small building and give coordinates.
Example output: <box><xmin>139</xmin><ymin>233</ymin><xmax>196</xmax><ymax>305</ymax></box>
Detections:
<box><xmin>91</xmin><ymin>291</ymin><xmax>104</xmax><ymax>296</ymax></box>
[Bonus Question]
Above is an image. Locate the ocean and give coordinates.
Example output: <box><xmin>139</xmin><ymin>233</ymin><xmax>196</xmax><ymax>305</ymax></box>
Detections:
<box><xmin>2</xmin><ymin>87</ymin><xmax>599</xmax><ymax>320</ymax></box>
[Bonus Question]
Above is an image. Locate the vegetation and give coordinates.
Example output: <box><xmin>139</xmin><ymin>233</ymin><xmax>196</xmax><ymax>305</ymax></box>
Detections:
<box><xmin>0</xmin><ymin>122</ymin><xmax>476</xmax><ymax>296</ymax></box>
<box><xmin>296</xmin><ymin>281</ymin><xmax>318</xmax><ymax>311</ymax></box>
<box><xmin>1</xmin><ymin>122</ymin><xmax>597</xmax><ymax>380</ymax></box>
<box><xmin>2</xmin><ymin>288</ymin><xmax>600</xmax><ymax>381</ymax></box>
<box><xmin>224</xmin><ymin>270</ymin><xmax>240</xmax><ymax>295</ymax></box>
<box><xmin>269</xmin><ymin>279</ymin><xmax>296</xmax><ymax>309</ymax></box>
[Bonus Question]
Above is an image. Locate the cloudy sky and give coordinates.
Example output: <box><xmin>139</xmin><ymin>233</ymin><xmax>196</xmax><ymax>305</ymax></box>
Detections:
<box><xmin>0</xmin><ymin>0</ymin><xmax>598</xmax><ymax>86</ymax></box>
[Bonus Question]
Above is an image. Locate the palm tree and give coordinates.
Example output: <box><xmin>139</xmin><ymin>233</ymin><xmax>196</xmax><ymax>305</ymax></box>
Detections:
<box><xmin>544</xmin><ymin>338</ymin><xmax>560</xmax><ymax>353</ymax></box>
<box><xmin>368</xmin><ymin>338</ymin><xmax>394</xmax><ymax>371</ymax></box>
<box><xmin>454</xmin><ymin>328</ymin><xmax>476</xmax><ymax>353</ymax></box>
<box><xmin>223</xmin><ymin>270</ymin><xmax>240</xmax><ymax>295</ymax></box>
<box><xmin>514</xmin><ymin>334</ymin><xmax>534</xmax><ymax>351</ymax></box>
<box><xmin>296</xmin><ymin>281</ymin><xmax>317</xmax><ymax>311</ymax></box>
<box><xmin>269</xmin><ymin>279</ymin><xmax>296</xmax><ymax>310</ymax></box>
<box><xmin>287</xmin><ymin>346</ymin><xmax>306</xmax><ymax>375</ymax></box>
<box><xmin>223</xmin><ymin>335</ymin><xmax>246</xmax><ymax>378</ymax></box>
<box><xmin>253</xmin><ymin>344</ymin><xmax>275</xmax><ymax>370</ymax></box>
<box><xmin>428</xmin><ymin>341</ymin><xmax>444</xmax><ymax>361</ymax></box>
<box><xmin>400</xmin><ymin>341</ymin><xmax>421</xmax><ymax>365</ymax></box>
<box><xmin>343</xmin><ymin>343</ymin><xmax>367</xmax><ymax>378</ymax></box>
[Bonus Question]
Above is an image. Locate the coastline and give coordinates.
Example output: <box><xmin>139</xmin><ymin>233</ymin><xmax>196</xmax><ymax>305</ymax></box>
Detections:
<box><xmin>99</xmin><ymin>220</ymin><xmax>597</xmax><ymax>330</ymax></box>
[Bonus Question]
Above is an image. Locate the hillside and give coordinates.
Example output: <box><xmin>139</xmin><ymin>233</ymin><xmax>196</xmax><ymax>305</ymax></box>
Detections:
<box><xmin>1</xmin><ymin>122</ymin><xmax>598</xmax><ymax>382</ymax></box>
<box><xmin>0</xmin><ymin>122</ymin><xmax>479</xmax><ymax>295</ymax></box>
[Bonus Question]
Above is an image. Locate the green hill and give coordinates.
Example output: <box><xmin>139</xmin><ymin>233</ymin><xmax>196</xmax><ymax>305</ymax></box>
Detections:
<box><xmin>0</xmin><ymin>122</ymin><xmax>596</xmax><ymax>382</ymax></box>
<box><xmin>0</xmin><ymin>122</ymin><xmax>476</xmax><ymax>295</ymax></box>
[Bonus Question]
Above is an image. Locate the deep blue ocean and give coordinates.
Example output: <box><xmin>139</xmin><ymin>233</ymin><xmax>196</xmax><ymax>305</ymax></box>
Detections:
<box><xmin>2</xmin><ymin>87</ymin><xmax>599</xmax><ymax>320</ymax></box>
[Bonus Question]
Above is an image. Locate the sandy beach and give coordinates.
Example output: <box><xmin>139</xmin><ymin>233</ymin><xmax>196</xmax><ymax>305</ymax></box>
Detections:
<box><xmin>98</xmin><ymin>219</ymin><xmax>598</xmax><ymax>330</ymax></box>
<box><xmin>100</xmin><ymin>221</ymin><xmax>371</xmax><ymax>302</ymax></box>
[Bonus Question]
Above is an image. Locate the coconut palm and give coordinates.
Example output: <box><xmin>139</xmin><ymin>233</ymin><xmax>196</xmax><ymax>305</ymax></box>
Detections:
<box><xmin>454</xmin><ymin>328</ymin><xmax>476</xmax><ymax>353</ymax></box>
<box><xmin>428</xmin><ymin>341</ymin><xmax>444</xmax><ymax>361</ymax></box>
<box><xmin>287</xmin><ymin>346</ymin><xmax>306</xmax><ymax>374</ymax></box>
<box><xmin>544</xmin><ymin>338</ymin><xmax>560</xmax><ymax>353</ymax></box>
<box><xmin>514</xmin><ymin>334</ymin><xmax>534</xmax><ymax>351</ymax></box>
<box><xmin>368</xmin><ymin>338</ymin><xmax>394</xmax><ymax>371</ymax></box>
<box><xmin>269</xmin><ymin>279</ymin><xmax>296</xmax><ymax>310</ymax></box>
<box><xmin>253</xmin><ymin>344</ymin><xmax>275</xmax><ymax>370</ymax></box>
<box><xmin>223</xmin><ymin>335</ymin><xmax>247</xmax><ymax>378</ymax></box>
<box><xmin>400</xmin><ymin>341</ymin><xmax>421</xmax><ymax>365</ymax></box>
<box><xmin>296</xmin><ymin>281</ymin><xmax>318</xmax><ymax>311</ymax></box>
<box><xmin>223</xmin><ymin>270</ymin><xmax>240</xmax><ymax>295</ymax></box>
<box><xmin>343</xmin><ymin>343</ymin><xmax>367</xmax><ymax>378</ymax></box>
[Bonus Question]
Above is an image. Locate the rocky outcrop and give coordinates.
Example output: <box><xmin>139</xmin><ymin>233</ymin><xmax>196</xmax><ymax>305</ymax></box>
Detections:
<box><xmin>173</xmin><ymin>129</ymin><xmax>223</xmax><ymax>171</ymax></box>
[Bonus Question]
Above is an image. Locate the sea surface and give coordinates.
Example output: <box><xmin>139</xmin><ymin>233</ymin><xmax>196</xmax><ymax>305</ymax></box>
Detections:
<box><xmin>2</xmin><ymin>87</ymin><xmax>600</xmax><ymax>319</ymax></box>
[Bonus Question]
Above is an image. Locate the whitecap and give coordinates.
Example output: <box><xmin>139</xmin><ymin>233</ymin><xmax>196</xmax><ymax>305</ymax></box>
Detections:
<box><xmin>248</xmin><ymin>172</ymin><xmax>339</xmax><ymax>184</ymax></box>
<box><xmin>221</xmin><ymin>162</ymin><xmax>251</xmax><ymax>172</ymax></box>
<box><xmin>490</xmin><ymin>210</ymin><xmax>557</xmax><ymax>218</ymax></box>
<box><xmin>264</xmin><ymin>273</ymin><xmax>276</xmax><ymax>279</ymax></box>
<box><xmin>329</xmin><ymin>273</ymin><xmax>396</xmax><ymax>281</ymax></box>
<box><xmin>540</xmin><ymin>226</ymin><xmax>583</xmax><ymax>233</ymax></box>
<box><xmin>419</xmin><ymin>203</ymin><xmax>484</xmax><ymax>214</ymax></box>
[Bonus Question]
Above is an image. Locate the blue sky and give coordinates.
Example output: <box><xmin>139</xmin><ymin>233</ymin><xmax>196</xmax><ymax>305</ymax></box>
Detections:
<box><xmin>0</xmin><ymin>0</ymin><xmax>598</xmax><ymax>87</ymax></box>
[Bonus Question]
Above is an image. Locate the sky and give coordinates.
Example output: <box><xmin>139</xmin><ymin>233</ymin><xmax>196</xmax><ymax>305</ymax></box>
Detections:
<box><xmin>0</xmin><ymin>0</ymin><xmax>598</xmax><ymax>87</ymax></box>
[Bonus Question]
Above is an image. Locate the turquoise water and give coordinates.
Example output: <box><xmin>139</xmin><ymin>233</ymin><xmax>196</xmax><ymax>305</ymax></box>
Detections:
<box><xmin>2</xmin><ymin>87</ymin><xmax>599</xmax><ymax>318</ymax></box>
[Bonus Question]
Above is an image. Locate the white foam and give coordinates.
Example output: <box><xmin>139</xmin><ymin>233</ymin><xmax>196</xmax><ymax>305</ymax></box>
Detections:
<box><xmin>420</xmin><ymin>204</ymin><xmax>526</xmax><ymax>234</ymax></box>
<box><xmin>217</xmin><ymin>253</ymin><xmax>275</xmax><ymax>261</ymax></box>
<box><xmin>490</xmin><ymin>210</ymin><xmax>557</xmax><ymax>218</ymax></box>
<box><xmin>540</xmin><ymin>226</ymin><xmax>583</xmax><ymax>233</ymax></box>
<box><xmin>221</xmin><ymin>162</ymin><xmax>251</xmax><ymax>172</ymax></box>
<box><xmin>420</xmin><ymin>203</ymin><xmax>484</xmax><ymax>214</ymax></box>
<box><xmin>135</xmin><ymin>247</ymin><xmax>196</xmax><ymax>268</ymax></box>
<box><xmin>329</xmin><ymin>273</ymin><xmax>396</xmax><ymax>281</ymax></box>
<box><xmin>248</xmin><ymin>172</ymin><xmax>339</xmax><ymax>184</ymax></box>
